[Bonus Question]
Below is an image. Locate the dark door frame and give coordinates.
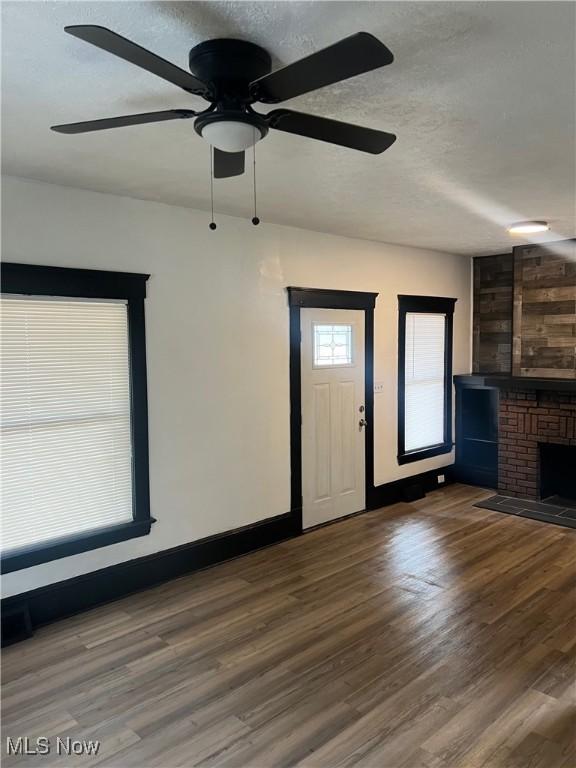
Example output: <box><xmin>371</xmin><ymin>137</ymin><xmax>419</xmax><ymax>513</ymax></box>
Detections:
<box><xmin>287</xmin><ymin>287</ymin><xmax>378</xmax><ymax>530</ymax></box>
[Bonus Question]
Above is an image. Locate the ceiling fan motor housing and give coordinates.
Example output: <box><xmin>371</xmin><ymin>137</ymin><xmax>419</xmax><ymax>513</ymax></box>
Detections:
<box><xmin>188</xmin><ymin>39</ymin><xmax>272</xmax><ymax>101</ymax></box>
<box><xmin>189</xmin><ymin>40</ymin><xmax>272</xmax><ymax>152</ymax></box>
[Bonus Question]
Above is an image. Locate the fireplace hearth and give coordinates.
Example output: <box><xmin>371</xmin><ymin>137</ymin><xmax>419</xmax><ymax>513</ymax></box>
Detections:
<box><xmin>473</xmin><ymin>493</ymin><xmax>576</xmax><ymax>529</ymax></box>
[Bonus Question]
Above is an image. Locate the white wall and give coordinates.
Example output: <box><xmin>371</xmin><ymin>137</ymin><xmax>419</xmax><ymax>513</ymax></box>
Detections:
<box><xmin>1</xmin><ymin>176</ymin><xmax>471</xmax><ymax>597</ymax></box>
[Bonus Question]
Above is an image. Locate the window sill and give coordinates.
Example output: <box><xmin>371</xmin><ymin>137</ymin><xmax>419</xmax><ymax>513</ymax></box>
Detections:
<box><xmin>398</xmin><ymin>443</ymin><xmax>453</xmax><ymax>465</ymax></box>
<box><xmin>1</xmin><ymin>518</ymin><xmax>155</xmax><ymax>574</ymax></box>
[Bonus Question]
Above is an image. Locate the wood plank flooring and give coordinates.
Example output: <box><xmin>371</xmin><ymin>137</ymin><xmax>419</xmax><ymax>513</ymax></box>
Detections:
<box><xmin>2</xmin><ymin>484</ymin><xmax>575</xmax><ymax>767</ymax></box>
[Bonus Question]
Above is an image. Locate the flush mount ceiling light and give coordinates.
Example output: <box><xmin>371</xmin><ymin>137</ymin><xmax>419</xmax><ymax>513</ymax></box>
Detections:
<box><xmin>507</xmin><ymin>221</ymin><xmax>550</xmax><ymax>235</ymax></box>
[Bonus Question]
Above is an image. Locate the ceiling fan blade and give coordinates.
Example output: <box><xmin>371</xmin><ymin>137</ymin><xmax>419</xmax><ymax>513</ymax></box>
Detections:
<box><xmin>51</xmin><ymin>109</ymin><xmax>197</xmax><ymax>134</ymax></box>
<box><xmin>251</xmin><ymin>32</ymin><xmax>393</xmax><ymax>104</ymax></box>
<box><xmin>65</xmin><ymin>25</ymin><xmax>209</xmax><ymax>97</ymax></box>
<box><xmin>267</xmin><ymin>109</ymin><xmax>396</xmax><ymax>154</ymax></box>
<box><xmin>213</xmin><ymin>149</ymin><xmax>245</xmax><ymax>178</ymax></box>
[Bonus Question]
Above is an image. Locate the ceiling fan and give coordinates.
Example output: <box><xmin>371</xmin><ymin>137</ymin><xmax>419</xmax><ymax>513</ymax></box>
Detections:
<box><xmin>51</xmin><ymin>26</ymin><xmax>397</xmax><ymax>179</ymax></box>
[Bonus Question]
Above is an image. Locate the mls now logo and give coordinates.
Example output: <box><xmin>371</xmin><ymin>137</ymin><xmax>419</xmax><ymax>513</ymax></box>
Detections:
<box><xmin>6</xmin><ymin>737</ymin><xmax>100</xmax><ymax>756</ymax></box>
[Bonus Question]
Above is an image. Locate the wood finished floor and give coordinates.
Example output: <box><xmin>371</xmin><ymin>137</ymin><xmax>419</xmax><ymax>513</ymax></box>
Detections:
<box><xmin>2</xmin><ymin>484</ymin><xmax>575</xmax><ymax>768</ymax></box>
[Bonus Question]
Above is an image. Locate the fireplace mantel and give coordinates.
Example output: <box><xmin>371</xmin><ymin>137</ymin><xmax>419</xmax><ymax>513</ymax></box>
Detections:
<box><xmin>454</xmin><ymin>374</ymin><xmax>576</xmax><ymax>393</ymax></box>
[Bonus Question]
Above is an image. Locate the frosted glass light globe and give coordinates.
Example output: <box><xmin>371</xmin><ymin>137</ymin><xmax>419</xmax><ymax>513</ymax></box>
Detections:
<box><xmin>201</xmin><ymin>121</ymin><xmax>263</xmax><ymax>153</ymax></box>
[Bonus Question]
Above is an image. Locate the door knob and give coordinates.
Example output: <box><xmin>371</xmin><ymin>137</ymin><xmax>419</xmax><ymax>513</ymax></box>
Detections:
<box><xmin>359</xmin><ymin>418</ymin><xmax>368</xmax><ymax>430</ymax></box>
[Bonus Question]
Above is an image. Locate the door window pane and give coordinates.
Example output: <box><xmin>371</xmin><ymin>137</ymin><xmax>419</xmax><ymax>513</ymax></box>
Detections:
<box><xmin>313</xmin><ymin>324</ymin><xmax>353</xmax><ymax>367</ymax></box>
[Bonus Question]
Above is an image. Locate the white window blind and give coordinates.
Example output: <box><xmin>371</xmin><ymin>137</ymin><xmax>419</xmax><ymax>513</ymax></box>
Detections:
<box><xmin>1</xmin><ymin>295</ymin><xmax>134</xmax><ymax>554</ymax></box>
<box><xmin>404</xmin><ymin>312</ymin><xmax>446</xmax><ymax>452</ymax></box>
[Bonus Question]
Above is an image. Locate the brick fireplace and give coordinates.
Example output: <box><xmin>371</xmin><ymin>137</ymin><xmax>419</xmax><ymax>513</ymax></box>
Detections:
<box><xmin>498</xmin><ymin>389</ymin><xmax>576</xmax><ymax>500</ymax></box>
<box><xmin>458</xmin><ymin>239</ymin><xmax>576</xmax><ymax>500</ymax></box>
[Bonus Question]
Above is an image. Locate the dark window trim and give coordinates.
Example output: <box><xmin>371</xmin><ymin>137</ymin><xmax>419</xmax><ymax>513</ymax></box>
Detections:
<box><xmin>1</xmin><ymin>262</ymin><xmax>148</xmax><ymax>299</ymax></box>
<box><xmin>287</xmin><ymin>287</ymin><xmax>379</xmax><ymax>521</ymax></box>
<box><xmin>397</xmin><ymin>294</ymin><xmax>457</xmax><ymax>465</ymax></box>
<box><xmin>1</xmin><ymin>263</ymin><xmax>154</xmax><ymax>574</ymax></box>
<box><xmin>1</xmin><ymin>520</ymin><xmax>153</xmax><ymax>574</ymax></box>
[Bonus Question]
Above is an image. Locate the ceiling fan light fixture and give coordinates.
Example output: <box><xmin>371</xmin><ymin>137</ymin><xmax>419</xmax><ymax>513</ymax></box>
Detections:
<box><xmin>507</xmin><ymin>221</ymin><xmax>549</xmax><ymax>235</ymax></box>
<box><xmin>194</xmin><ymin>112</ymin><xmax>268</xmax><ymax>154</ymax></box>
<box><xmin>200</xmin><ymin>120</ymin><xmax>264</xmax><ymax>153</ymax></box>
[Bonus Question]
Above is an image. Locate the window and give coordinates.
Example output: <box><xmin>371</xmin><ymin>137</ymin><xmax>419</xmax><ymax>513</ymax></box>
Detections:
<box><xmin>397</xmin><ymin>295</ymin><xmax>456</xmax><ymax>464</ymax></box>
<box><xmin>404</xmin><ymin>313</ymin><xmax>446</xmax><ymax>451</ymax></box>
<box><xmin>313</xmin><ymin>323</ymin><xmax>353</xmax><ymax>367</ymax></box>
<box><xmin>1</xmin><ymin>264</ymin><xmax>152</xmax><ymax>573</ymax></box>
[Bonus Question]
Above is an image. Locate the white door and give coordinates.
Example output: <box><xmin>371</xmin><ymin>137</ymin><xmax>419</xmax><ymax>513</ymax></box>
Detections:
<box><xmin>301</xmin><ymin>308</ymin><xmax>366</xmax><ymax>529</ymax></box>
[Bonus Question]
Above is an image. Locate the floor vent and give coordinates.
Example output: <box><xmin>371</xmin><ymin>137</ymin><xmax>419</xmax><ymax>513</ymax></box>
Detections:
<box><xmin>402</xmin><ymin>483</ymin><xmax>425</xmax><ymax>502</ymax></box>
<box><xmin>2</xmin><ymin>602</ymin><xmax>33</xmax><ymax>646</ymax></box>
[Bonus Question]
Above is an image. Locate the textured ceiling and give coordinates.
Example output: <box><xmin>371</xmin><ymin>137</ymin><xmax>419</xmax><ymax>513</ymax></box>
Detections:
<box><xmin>2</xmin><ymin>1</ymin><xmax>575</xmax><ymax>255</ymax></box>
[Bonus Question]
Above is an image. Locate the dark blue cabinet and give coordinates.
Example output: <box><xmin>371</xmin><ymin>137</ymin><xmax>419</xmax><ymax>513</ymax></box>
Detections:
<box><xmin>454</xmin><ymin>376</ymin><xmax>499</xmax><ymax>489</ymax></box>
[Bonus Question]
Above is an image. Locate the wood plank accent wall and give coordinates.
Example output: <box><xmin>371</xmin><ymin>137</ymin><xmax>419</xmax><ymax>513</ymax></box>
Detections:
<box><xmin>512</xmin><ymin>241</ymin><xmax>576</xmax><ymax>380</ymax></box>
<box><xmin>472</xmin><ymin>253</ymin><xmax>514</xmax><ymax>373</ymax></box>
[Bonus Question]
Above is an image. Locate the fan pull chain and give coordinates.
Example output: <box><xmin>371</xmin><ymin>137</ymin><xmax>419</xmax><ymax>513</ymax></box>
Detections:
<box><xmin>252</xmin><ymin>128</ymin><xmax>260</xmax><ymax>226</ymax></box>
<box><xmin>209</xmin><ymin>146</ymin><xmax>217</xmax><ymax>230</ymax></box>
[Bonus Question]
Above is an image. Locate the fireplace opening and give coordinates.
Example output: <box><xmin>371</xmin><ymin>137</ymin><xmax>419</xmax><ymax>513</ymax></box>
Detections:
<box><xmin>539</xmin><ymin>443</ymin><xmax>576</xmax><ymax>506</ymax></box>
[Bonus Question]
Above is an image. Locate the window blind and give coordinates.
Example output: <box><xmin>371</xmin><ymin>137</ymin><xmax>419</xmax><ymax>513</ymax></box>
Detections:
<box><xmin>1</xmin><ymin>295</ymin><xmax>134</xmax><ymax>554</ymax></box>
<box><xmin>404</xmin><ymin>312</ymin><xmax>446</xmax><ymax>452</ymax></box>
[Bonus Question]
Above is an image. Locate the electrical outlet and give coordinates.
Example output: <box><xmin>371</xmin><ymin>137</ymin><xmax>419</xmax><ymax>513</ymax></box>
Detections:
<box><xmin>438</xmin><ymin>474</ymin><xmax>445</xmax><ymax>484</ymax></box>
<box><xmin>374</xmin><ymin>382</ymin><xmax>385</xmax><ymax>394</ymax></box>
